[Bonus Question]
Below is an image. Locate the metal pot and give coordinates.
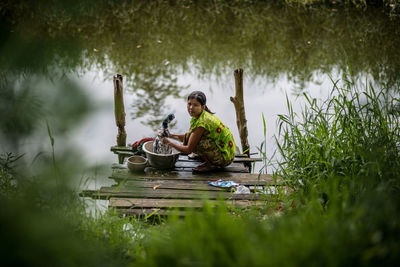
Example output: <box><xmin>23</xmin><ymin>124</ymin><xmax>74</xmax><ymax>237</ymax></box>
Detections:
<box><xmin>142</xmin><ymin>141</ymin><xmax>180</xmax><ymax>170</ymax></box>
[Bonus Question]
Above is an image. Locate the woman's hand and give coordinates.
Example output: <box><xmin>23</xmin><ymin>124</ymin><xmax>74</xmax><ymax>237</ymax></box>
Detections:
<box><xmin>161</xmin><ymin>137</ymin><xmax>170</xmax><ymax>145</ymax></box>
<box><xmin>164</xmin><ymin>129</ymin><xmax>171</xmax><ymax>137</ymax></box>
<box><xmin>158</xmin><ymin>128</ymin><xmax>172</xmax><ymax>138</ymax></box>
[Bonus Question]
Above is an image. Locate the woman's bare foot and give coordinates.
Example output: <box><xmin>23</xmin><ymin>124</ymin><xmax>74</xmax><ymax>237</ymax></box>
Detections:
<box><xmin>192</xmin><ymin>163</ymin><xmax>217</xmax><ymax>173</ymax></box>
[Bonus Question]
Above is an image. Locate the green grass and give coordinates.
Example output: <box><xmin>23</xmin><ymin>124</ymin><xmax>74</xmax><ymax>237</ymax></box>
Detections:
<box><xmin>276</xmin><ymin>75</ymin><xmax>400</xmax><ymax>195</ymax></box>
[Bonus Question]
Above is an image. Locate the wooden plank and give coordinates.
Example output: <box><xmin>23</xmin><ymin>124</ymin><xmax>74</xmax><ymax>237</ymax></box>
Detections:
<box><xmin>235</xmin><ymin>153</ymin><xmax>258</xmax><ymax>157</ymax></box>
<box><xmin>115</xmin><ymin>151</ymin><xmax>135</xmax><ymax>156</ymax></box>
<box><xmin>101</xmin><ymin>186</ymin><xmax>233</xmax><ymax>197</ymax></box>
<box><xmin>111</xmin><ymin>146</ymin><xmax>133</xmax><ymax>152</ymax></box>
<box><xmin>174</xmin><ymin>166</ymin><xmax>249</xmax><ymax>173</ymax></box>
<box><xmin>109</xmin><ymin>197</ymin><xmax>266</xmax><ymax>208</ymax></box>
<box><xmin>113</xmin><ymin>161</ymin><xmax>249</xmax><ymax>173</ymax></box>
<box><xmin>175</xmin><ymin>161</ymin><xmax>252</xmax><ymax>168</ymax></box>
<box><xmin>120</xmin><ymin>180</ymin><xmax>225</xmax><ymax>191</ymax></box>
<box><xmin>114</xmin><ymin>208</ymin><xmax>188</xmax><ymax>216</ymax></box>
<box><xmin>95</xmin><ymin>186</ymin><xmax>235</xmax><ymax>197</ymax></box>
<box><xmin>110</xmin><ymin>168</ymin><xmax>281</xmax><ymax>184</ymax></box>
<box><xmin>115</xmin><ymin>153</ymin><xmax>261</xmax><ymax>163</ymax></box>
<box><xmin>80</xmin><ymin>188</ymin><xmax>266</xmax><ymax>200</ymax></box>
<box><xmin>174</xmin><ymin>161</ymin><xmax>205</xmax><ymax>168</ymax></box>
<box><xmin>111</xmin><ymin>146</ymin><xmax>262</xmax><ymax>162</ymax></box>
<box><xmin>178</xmin><ymin>155</ymin><xmax>262</xmax><ymax>163</ymax></box>
<box><xmin>117</xmin><ymin>179</ymin><xmax>275</xmax><ymax>191</ymax></box>
<box><xmin>111</xmin><ymin>146</ymin><xmax>257</xmax><ymax>157</ymax></box>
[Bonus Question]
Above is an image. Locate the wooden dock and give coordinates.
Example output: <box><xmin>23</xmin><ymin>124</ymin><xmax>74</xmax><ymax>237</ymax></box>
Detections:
<box><xmin>80</xmin><ymin>71</ymin><xmax>281</xmax><ymax>217</ymax></box>
<box><xmin>81</xmin><ymin>151</ymin><xmax>281</xmax><ymax>217</ymax></box>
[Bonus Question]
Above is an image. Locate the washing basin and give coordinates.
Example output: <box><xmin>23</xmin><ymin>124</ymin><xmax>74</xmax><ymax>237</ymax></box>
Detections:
<box><xmin>142</xmin><ymin>141</ymin><xmax>180</xmax><ymax>170</ymax></box>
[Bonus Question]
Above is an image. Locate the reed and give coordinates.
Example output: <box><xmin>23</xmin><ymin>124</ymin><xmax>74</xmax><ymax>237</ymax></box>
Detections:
<box><xmin>130</xmin><ymin>76</ymin><xmax>400</xmax><ymax>266</ymax></box>
<box><xmin>276</xmin><ymin>75</ymin><xmax>400</xmax><ymax>197</ymax></box>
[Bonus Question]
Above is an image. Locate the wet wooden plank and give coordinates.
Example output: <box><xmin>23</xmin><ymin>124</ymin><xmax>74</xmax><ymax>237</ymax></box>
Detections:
<box><xmin>111</xmin><ymin>146</ymin><xmax>133</xmax><ymax>152</ymax></box>
<box><xmin>114</xmin><ymin>208</ymin><xmax>188</xmax><ymax>217</ymax></box>
<box><xmin>110</xmin><ymin>146</ymin><xmax>262</xmax><ymax>162</ymax></box>
<box><xmin>120</xmin><ymin>180</ymin><xmax>225</xmax><ymax>191</ymax></box>
<box><xmin>111</xmin><ymin>146</ymin><xmax>255</xmax><ymax>158</ymax></box>
<box><xmin>116</xmin><ymin>179</ymin><xmax>276</xmax><ymax>192</ymax></box>
<box><xmin>178</xmin><ymin>154</ymin><xmax>261</xmax><ymax>162</ymax></box>
<box><xmin>178</xmin><ymin>157</ymin><xmax>262</xmax><ymax>163</ymax></box>
<box><xmin>110</xmin><ymin>168</ymin><xmax>281</xmax><ymax>184</ymax></box>
<box><xmin>113</xmin><ymin>161</ymin><xmax>249</xmax><ymax>173</ymax></box>
<box><xmin>109</xmin><ymin>197</ymin><xmax>266</xmax><ymax>208</ymax></box>
<box><xmin>115</xmin><ymin>152</ymin><xmax>261</xmax><ymax>163</ymax></box>
<box><xmin>175</xmin><ymin>161</ymin><xmax>248</xmax><ymax>169</ymax></box>
<box><xmin>80</xmin><ymin>188</ymin><xmax>265</xmax><ymax>200</ymax></box>
<box><xmin>174</xmin><ymin>166</ymin><xmax>249</xmax><ymax>173</ymax></box>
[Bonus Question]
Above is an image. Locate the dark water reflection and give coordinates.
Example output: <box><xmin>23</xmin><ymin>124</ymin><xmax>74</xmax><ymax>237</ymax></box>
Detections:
<box><xmin>85</xmin><ymin>2</ymin><xmax>400</xmax><ymax>127</ymax></box>
<box><xmin>1</xmin><ymin>0</ymin><xmax>400</xmax><ymax>164</ymax></box>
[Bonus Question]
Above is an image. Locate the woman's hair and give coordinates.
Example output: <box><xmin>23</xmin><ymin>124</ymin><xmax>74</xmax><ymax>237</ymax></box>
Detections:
<box><xmin>187</xmin><ymin>91</ymin><xmax>215</xmax><ymax>114</ymax></box>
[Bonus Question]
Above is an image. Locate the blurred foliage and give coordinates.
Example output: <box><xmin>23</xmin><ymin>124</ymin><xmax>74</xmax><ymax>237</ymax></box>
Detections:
<box><xmin>0</xmin><ymin>152</ymin><xmax>20</xmax><ymax>197</ymax></box>
<box><xmin>0</xmin><ymin>77</ymin><xmax>43</xmax><ymax>145</ymax></box>
<box><xmin>285</xmin><ymin>0</ymin><xmax>400</xmax><ymax>11</ymax></box>
<box><xmin>0</xmin><ymin>74</ymin><xmax>92</xmax><ymax>156</ymax></box>
<box><xmin>0</xmin><ymin>183</ymin><xmax>143</xmax><ymax>266</ymax></box>
<box><xmin>134</xmin><ymin>196</ymin><xmax>399</xmax><ymax>266</ymax></box>
<box><xmin>0</xmin><ymin>148</ymin><xmax>146</xmax><ymax>266</ymax></box>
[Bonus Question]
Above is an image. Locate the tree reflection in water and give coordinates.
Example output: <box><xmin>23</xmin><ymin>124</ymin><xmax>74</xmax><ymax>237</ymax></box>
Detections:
<box><xmin>1</xmin><ymin>0</ymin><xmax>399</xmax><ymax>129</ymax></box>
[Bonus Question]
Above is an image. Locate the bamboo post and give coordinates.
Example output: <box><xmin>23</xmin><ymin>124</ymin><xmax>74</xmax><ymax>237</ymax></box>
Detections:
<box><xmin>230</xmin><ymin>69</ymin><xmax>250</xmax><ymax>162</ymax></box>
<box><xmin>113</xmin><ymin>74</ymin><xmax>127</xmax><ymax>164</ymax></box>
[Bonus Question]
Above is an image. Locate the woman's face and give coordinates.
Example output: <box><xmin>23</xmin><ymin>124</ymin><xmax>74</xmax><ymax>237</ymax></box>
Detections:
<box><xmin>187</xmin><ymin>98</ymin><xmax>205</xmax><ymax>118</ymax></box>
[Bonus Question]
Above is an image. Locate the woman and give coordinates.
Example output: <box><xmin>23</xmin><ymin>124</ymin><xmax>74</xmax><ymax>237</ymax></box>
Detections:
<box><xmin>161</xmin><ymin>91</ymin><xmax>236</xmax><ymax>172</ymax></box>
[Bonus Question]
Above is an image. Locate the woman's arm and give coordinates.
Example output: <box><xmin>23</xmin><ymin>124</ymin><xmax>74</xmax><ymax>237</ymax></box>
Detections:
<box><xmin>169</xmin><ymin>133</ymin><xmax>185</xmax><ymax>142</ymax></box>
<box><xmin>160</xmin><ymin>129</ymin><xmax>184</xmax><ymax>142</ymax></box>
<box><xmin>163</xmin><ymin>127</ymin><xmax>205</xmax><ymax>154</ymax></box>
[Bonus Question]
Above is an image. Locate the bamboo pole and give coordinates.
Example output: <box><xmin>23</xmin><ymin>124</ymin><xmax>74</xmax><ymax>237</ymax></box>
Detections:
<box><xmin>113</xmin><ymin>74</ymin><xmax>127</xmax><ymax>164</ymax></box>
<box><xmin>230</xmin><ymin>69</ymin><xmax>250</xmax><ymax>161</ymax></box>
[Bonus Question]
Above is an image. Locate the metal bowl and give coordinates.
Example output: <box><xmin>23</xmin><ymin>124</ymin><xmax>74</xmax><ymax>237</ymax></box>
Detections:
<box><xmin>127</xmin><ymin>155</ymin><xmax>148</xmax><ymax>172</ymax></box>
<box><xmin>142</xmin><ymin>141</ymin><xmax>180</xmax><ymax>170</ymax></box>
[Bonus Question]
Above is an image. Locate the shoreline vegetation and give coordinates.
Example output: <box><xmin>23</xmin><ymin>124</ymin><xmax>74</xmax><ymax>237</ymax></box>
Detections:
<box><xmin>1</xmin><ymin>0</ymin><xmax>400</xmax><ymax>266</ymax></box>
<box><xmin>0</xmin><ymin>76</ymin><xmax>400</xmax><ymax>266</ymax></box>
<box><xmin>2</xmin><ymin>75</ymin><xmax>399</xmax><ymax>266</ymax></box>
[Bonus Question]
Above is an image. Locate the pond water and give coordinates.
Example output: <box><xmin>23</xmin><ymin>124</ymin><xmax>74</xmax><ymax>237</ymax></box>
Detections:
<box><xmin>1</xmin><ymin>1</ymin><xmax>399</xmax><ymax>189</ymax></box>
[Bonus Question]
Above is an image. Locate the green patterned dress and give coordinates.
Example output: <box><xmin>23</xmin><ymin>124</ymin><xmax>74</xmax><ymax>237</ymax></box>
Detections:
<box><xmin>185</xmin><ymin>111</ymin><xmax>236</xmax><ymax>167</ymax></box>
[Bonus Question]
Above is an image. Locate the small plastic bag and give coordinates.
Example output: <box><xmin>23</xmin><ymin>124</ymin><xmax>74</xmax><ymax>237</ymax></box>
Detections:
<box><xmin>234</xmin><ymin>185</ymin><xmax>251</xmax><ymax>194</ymax></box>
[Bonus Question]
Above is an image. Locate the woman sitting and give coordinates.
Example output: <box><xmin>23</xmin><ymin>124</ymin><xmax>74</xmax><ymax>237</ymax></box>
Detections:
<box><xmin>161</xmin><ymin>91</ymin><xmax>236</xmax><ymax>172</ymax></box>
